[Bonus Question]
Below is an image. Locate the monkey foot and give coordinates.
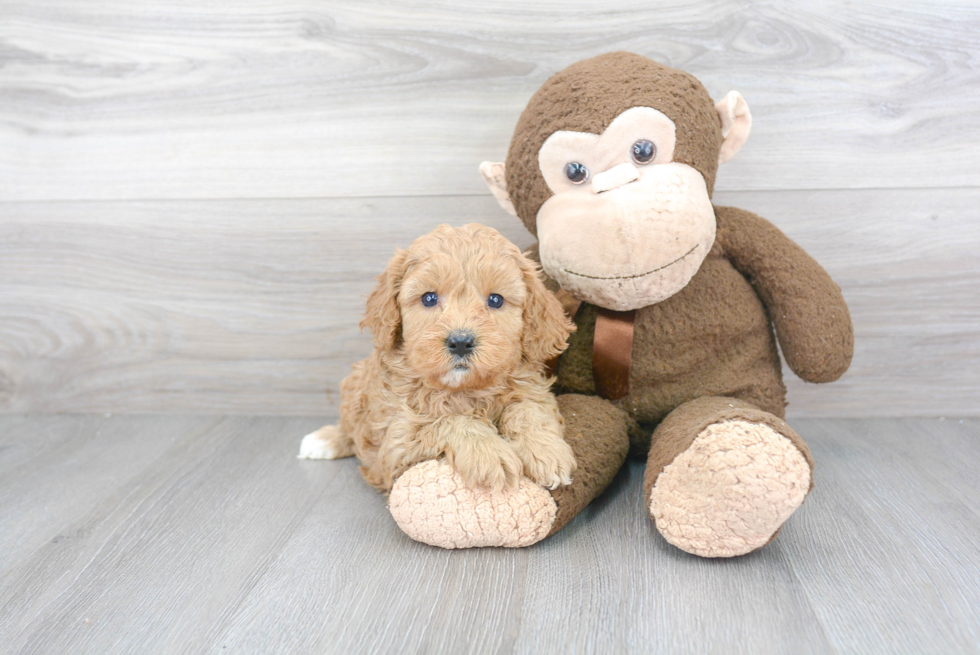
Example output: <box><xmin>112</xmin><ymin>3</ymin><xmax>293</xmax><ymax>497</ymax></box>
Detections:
<box><xmin>389</xmin><ymin>394</ymin><xmax>631</xmax><ymax>549</ymax></box>
<box><xmin>648</xmin><ymin>419</ymin><xmax>811</xmax><ymax>558</ymax></box>
<box><xmin>388</xmin><ymin>460</ymin><xmax>557</xmax><ymax>549</ymax></box>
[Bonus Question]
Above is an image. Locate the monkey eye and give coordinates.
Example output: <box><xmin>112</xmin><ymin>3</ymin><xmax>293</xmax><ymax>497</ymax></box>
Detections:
<box><xmin>564</xmin><ymin>162</ymin><xmax>589</xmax><ymax>184</ymax></box>
<box><xmin>487</xmin><ymin>293</ymin><xmax>504</xmax><ymax>309</ymax></box>
<box><xmin>631</xmin><ymin>139</ymin><xmax>656</xmax><ymax>164</ymax></box>
<box><xmin>421</xmin><ymin>292</ymin><xmax>438</xmax><ymax>307</ymax></box>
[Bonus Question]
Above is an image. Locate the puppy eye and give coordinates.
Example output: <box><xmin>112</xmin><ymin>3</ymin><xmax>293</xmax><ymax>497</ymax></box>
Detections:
<box><xmin>487</xmin><ymin>293</ymin><xmax>504</xmax><ymax>309</ymax></box>
<box><xmin>631</xmin><ymin>139</ymin><xmax>656</xmax><ymax>164</ymax></box>
<box><xmin>421</xmin><ymin>292</ymin><xmax>438</xmax><ymax>307</ymax></box>
<box><xmin>564</xmin><ymin>162</ymin><xmax>589</xmax><ymax>184</ymax></box>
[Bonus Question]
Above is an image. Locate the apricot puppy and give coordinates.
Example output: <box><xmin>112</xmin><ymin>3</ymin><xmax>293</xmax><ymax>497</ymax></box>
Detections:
<box><xmin>300</xmin><ymin>224</ymin><xmax>577</xmax><ymax>493</ymax></box>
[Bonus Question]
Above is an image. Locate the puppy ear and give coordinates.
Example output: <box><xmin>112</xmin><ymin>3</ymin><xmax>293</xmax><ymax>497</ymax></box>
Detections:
<box><xmin>361</xmin><ymin>249</ymin><xmax>409</xmax><ymax>351</ymax></box>
<box><xmin>519</xmin><ymin>255</ymin><xmax>576</xmax><ymax>365</ymax></box>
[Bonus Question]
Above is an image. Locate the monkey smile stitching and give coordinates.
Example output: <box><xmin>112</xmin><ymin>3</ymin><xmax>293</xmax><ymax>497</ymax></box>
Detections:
<box><xmin>562</xmin><ymin>244</ymin><xmax>699</xmax><ymax>280</ymax></box>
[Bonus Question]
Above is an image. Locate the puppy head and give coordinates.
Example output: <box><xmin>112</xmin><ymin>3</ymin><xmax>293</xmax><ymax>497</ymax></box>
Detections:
<box><xmin>361</xmin><ymin>224</ymin><xmax>574</xmax><ymax>390</ymax></box>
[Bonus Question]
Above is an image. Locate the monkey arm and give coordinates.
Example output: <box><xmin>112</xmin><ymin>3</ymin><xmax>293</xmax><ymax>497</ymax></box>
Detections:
<box><xmin>714</xmin><ymin>205</ymin><xmax>854</xmax><ymax>383</ymax></box>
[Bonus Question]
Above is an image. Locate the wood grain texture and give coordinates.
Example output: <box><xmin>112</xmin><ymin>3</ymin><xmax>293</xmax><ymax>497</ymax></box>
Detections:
<box><xmin>783</xmin><ymin>418</ymin><xmax>980</xmax><ymax>654</ymax></box>
<box><xmin>0</xmin><ymin>414</ymin><xmax>220</xmax><ymax>577</ymax></box>
<box><xmin>0</xmin><ymin>415</ymin><xmax>977</xmax><ymax>654</ymax></box>
<box><xmin>1</xmin><ymin>188</ymin><xmax>977</xmax><ymax>417</ymax></box>
<box><xmin>1</xmin><ymin>0</ymin><xmax>978</xmax><ymax>200</ymax></box>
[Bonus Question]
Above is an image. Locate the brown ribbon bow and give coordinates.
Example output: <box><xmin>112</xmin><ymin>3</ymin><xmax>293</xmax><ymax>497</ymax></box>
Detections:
<box><xmin>592</xmin><ymin>307</ymin><xmax>636</xmax><ymax>400</ymax></box>
<box><xmin>550</xmin><ymin>289</ymin><xmax>636</xmax><ymax>401</ymax></box>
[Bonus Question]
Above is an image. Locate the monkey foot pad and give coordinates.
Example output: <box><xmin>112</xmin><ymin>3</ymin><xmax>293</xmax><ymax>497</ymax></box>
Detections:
<box><xmin>650</xmin><ymin>420</ymin><xmax>811</xmax><ymax>558</ymax></box>
<box><xmin>389</xmin><ymin>460</ymin><xmax>557</xmax><ymax>549</ymax></box>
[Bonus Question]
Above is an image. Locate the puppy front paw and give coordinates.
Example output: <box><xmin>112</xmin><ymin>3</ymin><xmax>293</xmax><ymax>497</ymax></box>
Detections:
<box><xmin>516</xmin><ymin>435</ymin><xmax>577</xmax><ymax>490</ymax></box>
<box><xmin>451</xmin><ymin>437</ymin><xmax>524</xmax><ymax>493</ymax></box>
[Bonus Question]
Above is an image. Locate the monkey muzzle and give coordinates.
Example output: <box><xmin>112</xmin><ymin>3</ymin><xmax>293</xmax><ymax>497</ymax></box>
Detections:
<box><xmin>536</xmin><ymin>162</ymin><xmax>716</xmax><ymax>311</ymax></box>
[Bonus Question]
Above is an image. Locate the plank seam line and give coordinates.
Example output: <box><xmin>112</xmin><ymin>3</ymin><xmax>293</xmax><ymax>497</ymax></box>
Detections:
<box><xmin>1</xmin><ymin>186</ymin><xmax>980</xmax><ymax>206</ymax></box>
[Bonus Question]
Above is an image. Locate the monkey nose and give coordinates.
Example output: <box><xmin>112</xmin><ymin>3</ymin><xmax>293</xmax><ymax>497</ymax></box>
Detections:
<box><xmin>592</xmin><ymin>162</ymin><xmax>640</xmax><ymax>194</ymax></box>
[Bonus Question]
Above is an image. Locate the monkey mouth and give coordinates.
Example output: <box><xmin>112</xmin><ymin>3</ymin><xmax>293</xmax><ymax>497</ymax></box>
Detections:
<box><xmin>562</xmin><ymin>244</ymin><xmax>699</xmax><ymax>280</ymax></box>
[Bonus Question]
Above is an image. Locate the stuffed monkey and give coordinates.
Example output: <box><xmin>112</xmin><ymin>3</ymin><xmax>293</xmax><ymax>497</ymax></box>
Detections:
<box><xmin>390</xmin><ymin>52</ymin><xmax>853</xmax><ymax>556</ymax></box>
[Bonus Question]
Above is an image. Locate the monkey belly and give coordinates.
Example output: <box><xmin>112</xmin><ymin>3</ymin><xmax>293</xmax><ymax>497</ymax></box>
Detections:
<box><xmin>555</xmin><ymin>252</ymin><xmax>786</xmax><ymax>453</ymax></box>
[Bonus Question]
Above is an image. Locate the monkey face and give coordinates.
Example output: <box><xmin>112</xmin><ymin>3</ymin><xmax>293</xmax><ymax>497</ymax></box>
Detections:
<box><xmin>480</xmin><ymin>53</ymin><xmax>751</xmax><ymax>312</ymax></box>
<box><xmin>534</xmin><ymin>107</ymin><xmax>716</xmax><ymax>311</ymax></box>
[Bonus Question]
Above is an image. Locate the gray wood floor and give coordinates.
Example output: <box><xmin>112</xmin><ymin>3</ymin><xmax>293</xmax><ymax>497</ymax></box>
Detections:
<box><xmin>1</xmin><ymin>415</ymin><xmax>978</xmax><ymax>654</ymax></box>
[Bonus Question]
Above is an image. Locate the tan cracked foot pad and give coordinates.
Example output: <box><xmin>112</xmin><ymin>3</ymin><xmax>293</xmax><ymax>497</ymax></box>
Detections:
<box><xmin>389</xmin><ymin>460</ymin><xmax>557</xmax><ymax>549</ymax></box>
<box><xmin>650</xmin><ymin>420</ymin><xmax>811</xmax><ymax>558</ymax></box>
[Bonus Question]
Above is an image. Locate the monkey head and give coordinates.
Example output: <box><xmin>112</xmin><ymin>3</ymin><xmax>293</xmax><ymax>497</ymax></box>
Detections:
<box><xmin>481</xmin><ymin>52</ymin><xmax>751</xmax><ymax>311</ymax></box>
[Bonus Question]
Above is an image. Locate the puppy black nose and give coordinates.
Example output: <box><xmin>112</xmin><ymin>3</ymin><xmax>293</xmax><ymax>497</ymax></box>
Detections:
<box><xmin>446</xmin><ymin>331</ymin><xmax>476</xmax><ymax>356</ymax></box>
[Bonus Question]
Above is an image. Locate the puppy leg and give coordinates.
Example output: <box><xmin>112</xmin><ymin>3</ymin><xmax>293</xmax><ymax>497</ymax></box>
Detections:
<box><xmin>301</xmin><ymin>356</ymin><xmax>370</xmax><ymax>461</ymax></box>
<box><xmin>499</xmin><ymin>398</ymin><xmax>576</xmax><ymax>490</ymax></box>
<box><xmin>365</xmin><ymin>414</ymin><xmax>522</xmax><ymax>492</ymax></box>
<box><xmin>435</xmin><ymin>416</ymin><xmax>524</xmax><ymax>492</ymax></box>
<box><xmin>298</xmin><ymin>425</ymin><xmax>355</xmax><ymax>460</ymax></box>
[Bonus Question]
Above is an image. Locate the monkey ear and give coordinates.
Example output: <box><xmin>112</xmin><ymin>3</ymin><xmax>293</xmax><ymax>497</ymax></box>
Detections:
<box><xmin>479</xmin><ymin>161</ymin><xmax>518</xmax><ymax>217</ymax></box>
<box><xmin>360</xmin><ymin>249</ymin><xmax>409</xmax><ymax>351</ymax></box>
<box><xmin>715</xmin><ymin>91</ymin><xmax>752</xmax><ymax>164</ymax></box>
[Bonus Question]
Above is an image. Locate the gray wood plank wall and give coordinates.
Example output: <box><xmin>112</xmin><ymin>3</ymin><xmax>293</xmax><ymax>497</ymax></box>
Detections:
<box><xmin>2</xmin><ymin>1</ymin><xmax>978</xmax><ymax>416</ymax></box>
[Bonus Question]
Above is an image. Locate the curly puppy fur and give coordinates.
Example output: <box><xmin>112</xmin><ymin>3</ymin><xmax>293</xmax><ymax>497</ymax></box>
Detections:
<box><xmin>301</xmin><ymin>224</ymin><xmax>578</xmax><ymax>494</ymax></box>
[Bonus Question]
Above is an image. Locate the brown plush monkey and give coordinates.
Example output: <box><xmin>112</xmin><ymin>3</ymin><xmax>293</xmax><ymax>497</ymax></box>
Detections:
<box><xmin>390</xmin><ymin>52</ymin><xmax>853</xmax><ymax>556</ymax></box>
